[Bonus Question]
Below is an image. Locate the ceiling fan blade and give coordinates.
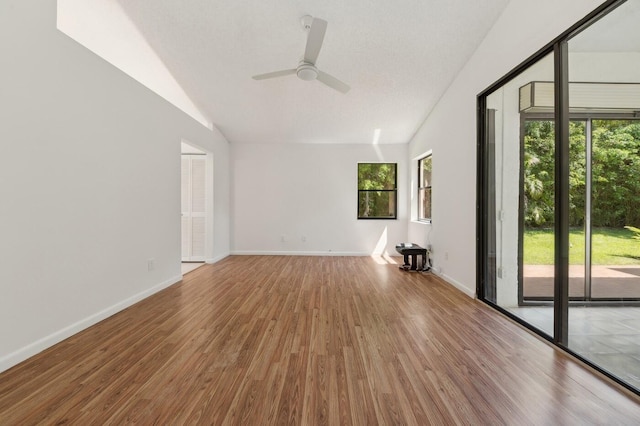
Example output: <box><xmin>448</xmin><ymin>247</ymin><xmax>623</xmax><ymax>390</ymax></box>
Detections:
<box><xmin>317</xmin><ymin>70</ymin><xmax>350</xmax><ymax>94</ymax></box>
<box><xmin>304</xmin><ymin>18</ymin><xmax>327</xmax><ymax>64</ymax></box>
<box><xmin>252</xmin><ymin>69</ymin><xmax>296</xmax><ymax>80</ymax></box>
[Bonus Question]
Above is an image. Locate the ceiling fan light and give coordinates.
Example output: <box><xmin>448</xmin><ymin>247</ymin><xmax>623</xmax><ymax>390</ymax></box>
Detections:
<box><xmin>297</xmin><ymin>66</ymin><xmax>317</xmax><ymax>81</ymax></box>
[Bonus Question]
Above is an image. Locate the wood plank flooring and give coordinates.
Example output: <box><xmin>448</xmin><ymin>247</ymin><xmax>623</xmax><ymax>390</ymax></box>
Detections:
<box><xmin>1</xmin><ymin>255</ymin><xmax>639</xmax><ymax>424</ymax></box>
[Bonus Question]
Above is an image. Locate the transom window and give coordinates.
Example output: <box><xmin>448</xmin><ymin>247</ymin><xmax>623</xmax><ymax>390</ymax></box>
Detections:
<box><xmin>357</xmin><ymin>163</ymin><xmax>397</xmax><ymax>219</ymax></box>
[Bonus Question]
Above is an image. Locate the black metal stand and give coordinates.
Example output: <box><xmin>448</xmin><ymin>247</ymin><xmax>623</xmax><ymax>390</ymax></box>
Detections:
<box><xmin>395</xmin><ymin>243</ymin><xmax>429</xmax><ymax>272</ymax></box>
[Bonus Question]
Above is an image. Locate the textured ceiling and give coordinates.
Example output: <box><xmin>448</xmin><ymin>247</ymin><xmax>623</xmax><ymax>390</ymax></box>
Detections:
<box><xmin>116</xmin><ymin>0</ymin><xmax>510</xmax><ymax>144</ymax></box>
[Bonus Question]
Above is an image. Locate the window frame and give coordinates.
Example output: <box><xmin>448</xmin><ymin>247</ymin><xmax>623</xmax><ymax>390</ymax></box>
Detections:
<box><xmin>417</xmin><ymin>154</ymin><xmax>432</xmax><ymax>223</ymax></box>
<box><xmin>357</xmin><ymin>162</ymin><xmax>398</xmax><ymax>220</ymax></box>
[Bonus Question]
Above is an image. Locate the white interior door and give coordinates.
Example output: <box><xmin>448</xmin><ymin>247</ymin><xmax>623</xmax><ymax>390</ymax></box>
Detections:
<box><xmin>181</xmin><ymin>154</ymin><xmax>206</xmax><ymax>261</ymax></box>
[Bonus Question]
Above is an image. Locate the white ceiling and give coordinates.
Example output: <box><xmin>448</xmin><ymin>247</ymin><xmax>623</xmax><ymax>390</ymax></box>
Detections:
<box><xmin>116</xmin><ymin>0</ymin><xmax>510</xmax><ymax>144</ymax></box>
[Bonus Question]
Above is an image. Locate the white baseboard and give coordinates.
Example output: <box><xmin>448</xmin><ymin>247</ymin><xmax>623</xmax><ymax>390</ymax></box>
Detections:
<box><xmin>0</xmin><ymin>275</ymin><xmax>182</xmax><ymax>374</ymax></box>
<box><xmin>230</xmin><ymin>250</ymin><xmax>371</xmax><ymax>256</ymax></box>
<box><xmin>433</xmin><ymin>270</ymin><xmax>476</xmax><ymax>298</ymax></box>
<box><xmin>206</xmin><ymin>253</ymin><xmax>229</xmax><ymax>264</ymax></box>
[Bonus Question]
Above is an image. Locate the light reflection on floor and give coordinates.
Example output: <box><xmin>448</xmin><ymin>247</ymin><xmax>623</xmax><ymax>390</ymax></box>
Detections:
<box><xmin>181</xmin><ymin>262</ymin><xmax>204</xmax><ymax>275</ymax></box>
<box><xmin>371</xmin><ymin>254</ymin><xmax>399</xmax><ymax>265</ymax></box>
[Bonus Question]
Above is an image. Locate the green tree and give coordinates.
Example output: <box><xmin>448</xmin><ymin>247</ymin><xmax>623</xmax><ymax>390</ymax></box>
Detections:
<box><xmin>523</xmin><ymin>120</ymin><xmax>640</xmax><ymax>228</ymax></box>
<box><xmin>591</xmin><ymin>120</ymin><xmax>640</xmax><ymax>227</ymax></box>
<box><xmin>568</xmin><ymin>121</ymin><xmax>586</xmax><ymax>226</ymax></box>
<box><xmin>523</xmin><ymin>120</ymin><xmax>555</xmax><ymax>226</ymax></box>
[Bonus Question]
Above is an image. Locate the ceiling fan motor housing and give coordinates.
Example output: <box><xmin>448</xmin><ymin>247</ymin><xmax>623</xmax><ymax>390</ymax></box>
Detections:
<box><xmin>300</xmin><ymin>15</ymin><xmax>314</xmax><ymax>30</ymax></box>
<box><xmin>297</xmin><ymin>63</ymin><xmax>318</xmax><ymax>81</ymax></box>
<box><xmin>252</xmin><ymin>16</ymin><xmax>349</xmax><ymax>93</ymax></box>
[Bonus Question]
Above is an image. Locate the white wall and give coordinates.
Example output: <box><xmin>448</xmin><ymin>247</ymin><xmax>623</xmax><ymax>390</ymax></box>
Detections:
<box><xmin>407</xmin><ymin>0</ymin><xmax>604</xmax><ymax>297</ymax></box>
<box><xmin>57</xmin><ymin>0</ymin><xmax>211</xmax><ymax>129</ymax></box>
<box><xmin>232</xmin><ymin>143</ymin><xmax>408</xmax><ymax>256</ymax></box>
<box><xmin>0</xmin><ymin>0</ymin><xmax>230</xmax><ymax>373</ymax></box>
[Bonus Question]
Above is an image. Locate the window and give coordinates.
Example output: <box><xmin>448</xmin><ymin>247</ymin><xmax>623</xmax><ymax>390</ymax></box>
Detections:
<box><xmin>418</xmin><ymin>155</ymin><xmax>432</xmax><ymax>222</ymax></box>
<box><xmin>357</xmin><ymin>163</ymin><xmax>397</xmax><ymax>219</ymax></box>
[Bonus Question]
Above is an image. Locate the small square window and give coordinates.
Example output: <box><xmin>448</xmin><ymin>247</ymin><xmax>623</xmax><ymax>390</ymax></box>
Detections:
<box><xmin>358</xmin><ymin>163</ymin><xmax>397</xmax><ymax>219</ymax></box>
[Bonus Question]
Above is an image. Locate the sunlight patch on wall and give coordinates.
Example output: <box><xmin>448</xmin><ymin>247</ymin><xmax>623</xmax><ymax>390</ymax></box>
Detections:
<box><xmin>372</xmin><ymin>226</ymin><xmax>388</xmax><ymax>256</ymax></box>
<box><xmin>372</xmin><ymin>128</ymin><xmax>384</xmax><ymax>161</ymax></box>
<box><xmin>57</xmin><ymin>0</ymin><xmax>212</xmax><ymax>129</ymax></box>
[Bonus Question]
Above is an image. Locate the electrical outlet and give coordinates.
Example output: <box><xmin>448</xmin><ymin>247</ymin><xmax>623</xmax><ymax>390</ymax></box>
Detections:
<box><xmin>147</xmin><ymin>258</ymin><xmax>155</xmax><ymax>271</ymax></box>
<box><xmin>281</xmin><ymin>235</ymin><xmax>287</xmax><ymax>242</ymax></box>
<box><xmin>444</xmin><ymin>252</ymin><xmax>449</xmax><ymax>261</ymax></box>
<box><xmin>497</xmin><ymin>267</ymin><xmax>503</xmax><ymax>278</ymax></box>
<box><xmin>301</xmin><ymin>235</ymin><xmax>307</xmax><ymax>242</ymax></box>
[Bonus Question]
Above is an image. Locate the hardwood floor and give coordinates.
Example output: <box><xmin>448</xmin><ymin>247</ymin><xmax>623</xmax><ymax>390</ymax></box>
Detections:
<box><xmin>1</xmin><ymin>256</ymin><xmax>639</xmax><ymax>424</ymax></box>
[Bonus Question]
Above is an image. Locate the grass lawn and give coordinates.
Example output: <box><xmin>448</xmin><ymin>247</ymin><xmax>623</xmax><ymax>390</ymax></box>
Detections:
<box><xmin>524</xmin><ymin>227</ymin><xmax>640</xmax><ymax>265</ymax></box>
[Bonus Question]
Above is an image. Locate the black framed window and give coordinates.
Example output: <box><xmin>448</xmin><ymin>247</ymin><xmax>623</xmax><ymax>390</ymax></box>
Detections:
<box><xmin>418</xmin><ymin>155</ymin><xmax>432</xmax><ymax>222</ymax></box>
<box><xmin>358</xmin><ymin>163</ymin><xmax>397</xmax><ymax>219</ymax></box>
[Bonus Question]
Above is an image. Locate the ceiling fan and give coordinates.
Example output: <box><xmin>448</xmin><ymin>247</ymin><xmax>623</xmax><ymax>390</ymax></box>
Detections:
<box><xmin>252</xmin><ymin>15</ymin><xmax>350</xmax><ymax>94</ymax></box>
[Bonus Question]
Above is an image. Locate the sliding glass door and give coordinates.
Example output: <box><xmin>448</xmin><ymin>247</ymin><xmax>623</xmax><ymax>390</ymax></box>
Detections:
<box><xmin>522</xmin><ymin>118</ymin><xmax>640</xmax><ymax>303</ymax></box>
<box><xmin>566</xmin><ymin>1</ymin><xmax>640</xmax><ymax>389</ymax></box>
<box><xmin>481</xmin><ymin>54</ymin><xmax>556</xmax><ymax>337</ymax></box>
<box><xmin>478</xmin><ymin>0</ymin><xmax>640</xmax><ymax>393</ymax></box>
<box><xmin>588</xmin><ymin>119</ymin><xmax>640</xmax><ymax>300</ymax></box>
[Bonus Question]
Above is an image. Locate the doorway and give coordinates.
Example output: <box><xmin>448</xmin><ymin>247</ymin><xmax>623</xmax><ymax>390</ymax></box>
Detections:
<box><xmin>181</xmin><ymin>141</ymin><xmax>210</xmax><ymax>273</ymax></box>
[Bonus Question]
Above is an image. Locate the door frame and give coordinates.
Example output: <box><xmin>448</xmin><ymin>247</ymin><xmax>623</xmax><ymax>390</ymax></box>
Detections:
<box><xmin>181</xmin><ymin>140</ymin><xmax>214</xmax><ymax>263</ymax></box>
<box><xmin>517</xmin><ymin>114</ymin><xmax>640</xmax><ymax>305</ymax></box>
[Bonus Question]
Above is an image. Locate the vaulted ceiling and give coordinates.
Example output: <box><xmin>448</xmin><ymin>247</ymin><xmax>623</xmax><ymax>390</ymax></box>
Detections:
<box><xmin>115</xmin><ymin>0</ymin><xmax>511</xmax><ymax>144</ymax></box>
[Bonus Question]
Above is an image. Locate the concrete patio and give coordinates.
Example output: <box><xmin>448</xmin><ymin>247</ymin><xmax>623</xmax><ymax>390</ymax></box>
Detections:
<box><xmin>523</xmin><ymin>265</ymin><xmax>640</xmax><ymax>299</ymax></box>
